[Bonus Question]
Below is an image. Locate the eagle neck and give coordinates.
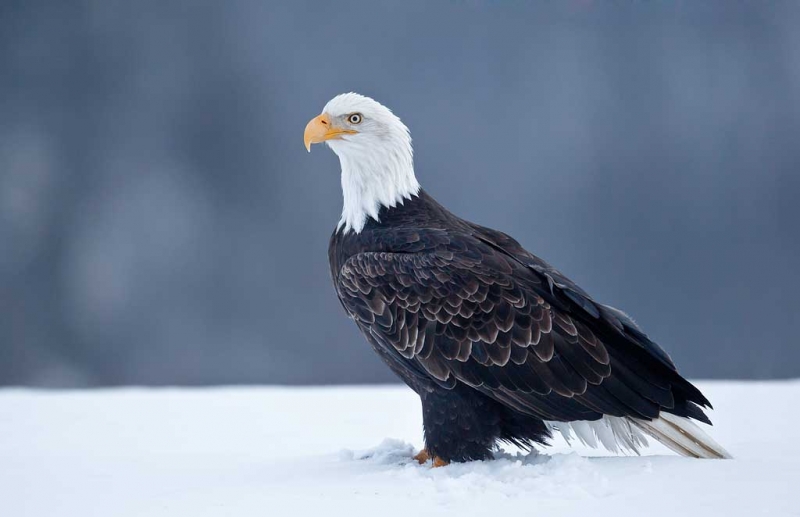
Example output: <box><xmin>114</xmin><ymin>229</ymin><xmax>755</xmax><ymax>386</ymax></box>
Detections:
<box><xmin>337</xmin><ymin>145</ymin><xmax>420</xmax><ymax>234</ymax></box>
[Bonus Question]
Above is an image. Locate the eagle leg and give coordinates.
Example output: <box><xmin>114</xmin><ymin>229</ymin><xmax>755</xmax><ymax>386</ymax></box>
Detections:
<box><xmin>420</xmin><ymin>384</ymin><xmax>500</xmax><ymax>463</ymax></box>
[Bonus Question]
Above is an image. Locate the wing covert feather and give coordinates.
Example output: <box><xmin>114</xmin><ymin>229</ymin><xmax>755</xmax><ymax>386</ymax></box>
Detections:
<box><xmin>335</xmin><ymin>245</ymin><xmax>667</xmax><ymax>422</ymax></box>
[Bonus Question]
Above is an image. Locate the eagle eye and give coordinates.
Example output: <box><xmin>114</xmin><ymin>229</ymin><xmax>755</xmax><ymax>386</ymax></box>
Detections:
<box><xmin>347</xmin><ymin>113</ymin><xmax>363</xmax><ymax>125</ymax></box>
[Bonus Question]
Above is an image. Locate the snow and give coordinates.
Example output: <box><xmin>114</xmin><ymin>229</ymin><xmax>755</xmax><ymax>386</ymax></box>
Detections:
<box><xmin>2</xmin><ymin>381</ymin><xmax>798</xmax><ymax>517</ymax></box>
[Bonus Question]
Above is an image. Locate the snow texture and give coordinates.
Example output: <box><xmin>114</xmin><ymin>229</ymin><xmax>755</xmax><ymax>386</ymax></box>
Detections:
<box><xmin>2</xmin><ymin>381</ymin><xmax>798</xmax><ymax>516</ymax></box>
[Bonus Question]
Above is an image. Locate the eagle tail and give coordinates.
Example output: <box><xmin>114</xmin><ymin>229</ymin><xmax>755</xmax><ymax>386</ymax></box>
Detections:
<box><xmin>630</xmin><ymin>412</ymin><xmax>732</xmax><ymax>459</ymax></box>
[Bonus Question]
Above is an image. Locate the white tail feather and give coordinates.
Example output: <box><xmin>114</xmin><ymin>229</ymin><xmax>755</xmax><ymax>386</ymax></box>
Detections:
<box><xmin>545</xmin><ymin>416</ymin><xmax>649</xmax><ymax>455</ymax></box>
<box><xmin>546</xmin><ymin>414</ymin><xmax>732</xmax><ymax>459</ymax></box>
<box><xmin>631</xmin><ymin>413</ymin><xmax>732</xmax><ymax>459</ymax></box>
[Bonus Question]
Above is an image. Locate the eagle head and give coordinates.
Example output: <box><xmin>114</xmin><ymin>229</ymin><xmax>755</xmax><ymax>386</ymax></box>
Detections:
<box><xmin>304</xmin><ymin>93</ymin><xmax>419</xmax><ymax>234</ymax></box>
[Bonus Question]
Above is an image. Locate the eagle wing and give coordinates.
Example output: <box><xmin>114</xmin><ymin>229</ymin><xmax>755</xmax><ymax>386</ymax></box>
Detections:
<box><xmin>336</xmin><ymin>232</ymin><xmax>711</xmax><ymax>424</ymax></box>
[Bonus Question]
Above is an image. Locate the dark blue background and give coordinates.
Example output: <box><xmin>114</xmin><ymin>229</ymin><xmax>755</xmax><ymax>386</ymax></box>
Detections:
<box><xmin>1</xmin><ymin>1</ymin><xmax>798</xmax><ymax>386</ymax></box>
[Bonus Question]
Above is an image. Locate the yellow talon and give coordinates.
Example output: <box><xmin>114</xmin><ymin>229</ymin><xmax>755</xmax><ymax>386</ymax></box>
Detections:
<box><xmin>432</xmin><ymin>456</ymin><xmax>449</xmax><ymax>468</ymax></box>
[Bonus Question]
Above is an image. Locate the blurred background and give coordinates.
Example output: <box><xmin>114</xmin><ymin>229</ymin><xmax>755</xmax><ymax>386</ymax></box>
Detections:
<box><xmin>1</xmin><ymin>1</ymin><xmax>799</xmax><ymax>387</ymax></box>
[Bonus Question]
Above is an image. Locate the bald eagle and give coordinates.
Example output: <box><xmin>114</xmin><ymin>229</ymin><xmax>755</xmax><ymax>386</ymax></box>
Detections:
<box><xmin>305</xmin><ymin>93</ymin><xmax>730</xmax><ymax>465</ymax></box>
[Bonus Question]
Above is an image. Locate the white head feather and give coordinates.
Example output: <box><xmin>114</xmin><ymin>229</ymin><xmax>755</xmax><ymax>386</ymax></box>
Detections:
<box><xmin>319</xmin><ymin>93</ymin><xmax>420</xmax><ymax>234</ymax></box>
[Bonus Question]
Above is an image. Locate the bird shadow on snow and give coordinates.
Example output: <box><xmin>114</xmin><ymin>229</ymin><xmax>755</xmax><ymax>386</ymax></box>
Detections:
<box><xmin>335</xmin><ymin>439</ymin><xmax>680</xmax><ymax>499</ymax></box>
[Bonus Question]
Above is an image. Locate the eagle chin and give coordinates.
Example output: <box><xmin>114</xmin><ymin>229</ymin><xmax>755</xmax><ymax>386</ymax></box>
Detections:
<box><xmin>306</xmin><ymin>93</ymin><xmax>731</xmax><ymax>465</ymax></box>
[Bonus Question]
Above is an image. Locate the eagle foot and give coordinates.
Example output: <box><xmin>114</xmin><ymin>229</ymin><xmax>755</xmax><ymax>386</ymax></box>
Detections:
<box><xmin>413</xmin><ymin>449</ymin><xmax>449</xmax><ymax>467</ymax></box>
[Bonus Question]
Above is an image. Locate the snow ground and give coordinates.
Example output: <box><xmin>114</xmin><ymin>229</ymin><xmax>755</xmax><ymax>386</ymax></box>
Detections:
<box><xmin>1</xmin><ymin>381</ymin><xmax>798</xmax><ymax>517</ymax></box>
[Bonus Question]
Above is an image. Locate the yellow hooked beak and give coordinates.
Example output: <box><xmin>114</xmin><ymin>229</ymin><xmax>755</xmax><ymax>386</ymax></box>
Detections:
<box><xmin>304</xmin><ymin>113</ymin><xmax>357</xmax><ymax>152</ymax></box>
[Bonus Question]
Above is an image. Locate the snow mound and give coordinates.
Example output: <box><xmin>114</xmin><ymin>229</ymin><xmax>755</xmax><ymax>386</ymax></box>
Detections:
<box><xmin>342</xmin><ymin>439</ymin><xmax>609</xmax><ymax>500</ymax></box>
<box><xmin>1</xmin><ymin>381</ymin><xmax>798</xmax><ymax>516</ymax></box>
